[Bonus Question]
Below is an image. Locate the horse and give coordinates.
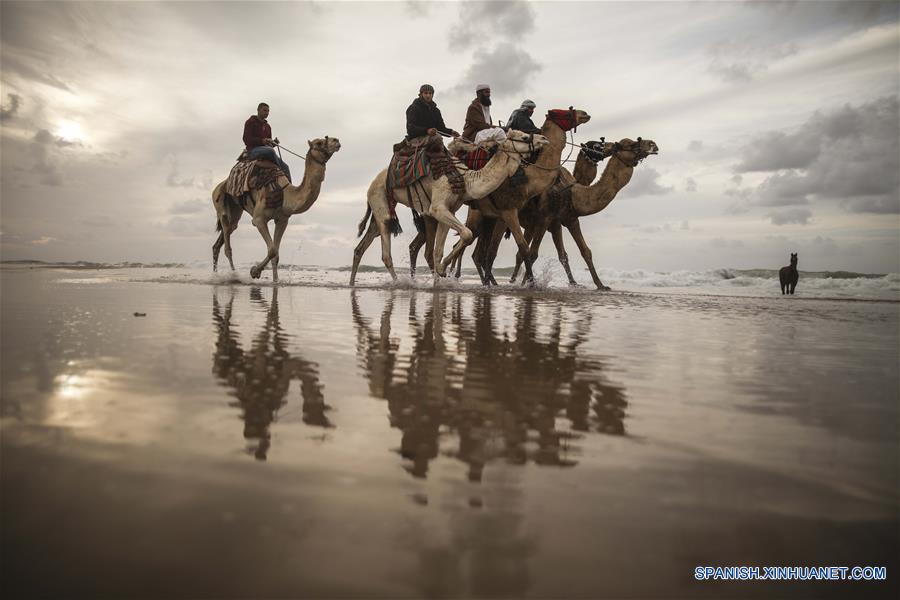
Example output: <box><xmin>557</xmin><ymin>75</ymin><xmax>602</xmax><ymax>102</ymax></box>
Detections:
<box><xmin>779</xmin><ymin>253</ymin><xmax>799</xmax><ymax>295</ymax></box>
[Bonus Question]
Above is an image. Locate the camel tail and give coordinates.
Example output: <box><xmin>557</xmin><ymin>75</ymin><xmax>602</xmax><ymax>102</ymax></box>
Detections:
<box><xmin>412</xmin><ymin>210</ymin><xmax>425</xmax><ymax>234</ymax></box>
<box><xmin>388</xmin><ymin>217</ymin><xmax>403</xmax><ymax>237</ymax></box>
<box><xmin>357</xmin><ymin>205</ymin><xmax>372</xmax><ymax>238</ymax></box>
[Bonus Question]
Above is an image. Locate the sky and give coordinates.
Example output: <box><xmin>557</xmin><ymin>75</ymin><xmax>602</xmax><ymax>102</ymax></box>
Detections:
<box><xmin>1</xmin><ymin>0</ymin><xmax>898</xmax><ymax>273</ymax></box>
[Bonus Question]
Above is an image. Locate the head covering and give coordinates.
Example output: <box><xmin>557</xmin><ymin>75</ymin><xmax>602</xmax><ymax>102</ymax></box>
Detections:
<box><xmin>520</xmin><ymin>99</ymin><xmax>536</xmax><ymax>109</ymax></box>
<box><xmin>419</xmin><ymin>84</ymin><xmax>434</xmax><ymax>94</ymax></box>
<box><xmin>475</xmin><ymin>83</ymin><xmax>490</xmax><ymax>92</ymax></box>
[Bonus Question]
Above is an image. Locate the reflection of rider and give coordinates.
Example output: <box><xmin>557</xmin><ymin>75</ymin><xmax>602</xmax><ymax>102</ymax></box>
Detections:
<box><xmin>212</xmin><ymin>286</ymin><xmax>329</xmax><ymax>461</ymax></box>
<box><xmin>351</xmin><ymin>291</ymin><xmax>628</xmax><ymax>480</ymax></box>
<box><xmin>243</xmin><ymin>101</ymin><xmax>292</xmax><ymax>182</ymax></box>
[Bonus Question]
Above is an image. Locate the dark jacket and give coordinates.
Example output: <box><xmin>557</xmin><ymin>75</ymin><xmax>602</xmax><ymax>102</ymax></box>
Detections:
<box><xmin>507</xmin><ymin>110</ymin><xmax>541</xmax><ymax>135</ymax></box>
<box><xmin>463</xmin><ymin>98</ymin><xmax>492</xmax><ymax>141</ymax></box>
<box><xmin>406</xmin><ymin>97</ymin><xmax>452</xmax><ymax>139</ymax></box>
<box><xmin>243</xmin><ymin>115</ymin><xmax>272</xmax><ymax>150</ymax></box>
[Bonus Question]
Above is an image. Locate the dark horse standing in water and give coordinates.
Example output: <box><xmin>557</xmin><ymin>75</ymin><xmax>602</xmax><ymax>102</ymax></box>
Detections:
<box><xmin>779</xmin><ymin>253</ymin><xmax>799</xmax><ymax>294</ymax></box>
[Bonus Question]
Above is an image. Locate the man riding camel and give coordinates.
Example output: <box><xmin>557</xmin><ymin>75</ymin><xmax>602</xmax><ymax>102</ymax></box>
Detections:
<box><xmin>243</xmin><ymin>102</ymin><xmax>291</xmax><ymax>182</ymax></box>
<box><xmin>406</xmin><ymin>84</ymin><xmax>459</xmax><ymax>141</ymax></box>
<box><xmin>463</xmin><ymin>84</ymin><xmax>507</xmax><ymax>145</ymax></box>
<box><xmin>506</xmin><ymin>99</ymin><xmax>541</xmax><ymax>135</ymax></box>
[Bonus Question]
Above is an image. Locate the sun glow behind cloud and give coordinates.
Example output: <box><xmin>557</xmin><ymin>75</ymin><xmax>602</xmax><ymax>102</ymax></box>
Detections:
<box><xmin>55</xmin><ymin>120</ymin><xmax>85</xmax><ymax>143</ymax></box>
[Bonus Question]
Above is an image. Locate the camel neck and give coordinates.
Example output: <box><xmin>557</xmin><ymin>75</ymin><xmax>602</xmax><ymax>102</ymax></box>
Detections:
<box><xmin>284</xmin><ymin>155</ymin><xmax>327</xmax><ymax>214</ymax></box>
<box><xmin>571</xmin><ymin>154</ymin><xmax>634</xmax><ymax>217</ymax></box>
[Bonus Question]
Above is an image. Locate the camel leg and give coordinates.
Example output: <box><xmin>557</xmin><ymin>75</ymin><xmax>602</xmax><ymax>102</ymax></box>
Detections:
<box><xmin>250</xmin><ymin>219</ymin><xmax>277</xmax><ymax>280</ymax></box>
<box><xmin>452</xmin><ymin>247</ymin><xmax>464</xmax><ymax>279</ymax></box>
<box><xmin>431</xmin><ymin>223</ymin><xmax>451</xmax><ymax>278</ymax></box>
<box><xmin>408</xmin><ymin>230</ymin><xmax>425</xmax><ymax>277</ymax></box>
<box><xmin>430</xmin><ymin>207</ymin><xmax>472</xmax><ymax>277</ymax></box>
<box><xmin>510</xmin><ymin>224</ymin><xmax>536</xmax><ymax>283</ymax></box>
<box><xmin>424</xmin><ymin>216</ymin><xmax>437</xmax><ymax>273</ymax></box>
<box><xmin>212</xmin><ymin>231</ymin><xmax>224</xmax><ymax>272</ymax></box>
<box><xmin>550</xmin><ymin>222</ymin><xmax>579</xmax><ymax>286</ymax></box>
<box><xmin>270</xmin><ymin>219</ymin><xmax>288</xmax><ymax>283</ymax></box>
<box><xmin>566</xmin><ymin>219</ymin><xmax>609</xmax><ymax>290</ymax></box>
<box><xmin>378</xmin><ymin>218</ymin><xmax>398</xmax><ymax>282</ymax></box>
<box><xmin>495</xmin><ymin>210</ymin><xmax>534</xmax><ymax>285</ymax></box>
<box><xmin>351</xmin><ymin>217</ymin><xmax>380</xmax><ymax>286</ymax></box>
<box><xmin>481</xmin><ymin>219</ymin><xmax>508</xmax><ymax>286</ymax></box>
<box><xmin>222</xmin><ymin>213</ymin><xmax>241</xmax><ymax>272</ymax></box>
<box><xmin>520</xmin><ymin>223</ymin><xmax>548</xmax><ymax>285</ymax></box>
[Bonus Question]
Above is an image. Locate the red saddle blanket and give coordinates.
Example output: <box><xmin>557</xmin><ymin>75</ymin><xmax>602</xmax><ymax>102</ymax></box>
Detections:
<box><xmin>461</xmin><ymin>147</ymin><xmax>491</xmax><ymax>171</ymax></box>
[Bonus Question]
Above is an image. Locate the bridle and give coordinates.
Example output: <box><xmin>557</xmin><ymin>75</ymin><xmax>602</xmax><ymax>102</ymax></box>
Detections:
<box><xmin>610</xmin><ymin>137</ymin><xmax>652</xmax><ymax>168</ymax></box>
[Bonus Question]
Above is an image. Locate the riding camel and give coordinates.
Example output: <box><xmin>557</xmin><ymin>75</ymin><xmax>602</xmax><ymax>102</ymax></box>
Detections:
<box><xmin>442</xmin><ymin>140</ymin><xmax>609</xmax><ymax>282</ymax></box>
<box><xmin>433</xmin><ymin>109</ymin><xmax>592</xmax><ymax>283</ymax></box>
<box><xmin>508</xmin><ymin>137</ymin><xmax>660</xmax><ymax>289</ymax></box>
<box><xmin>211</xmin><ymin>136</ymin><xmax>341</xmax><ymax>282</ymax></box>
<box><xmin>349</xmin><ymin>129</ymin><xmax>549</xmax><ymax>286</ymax></box>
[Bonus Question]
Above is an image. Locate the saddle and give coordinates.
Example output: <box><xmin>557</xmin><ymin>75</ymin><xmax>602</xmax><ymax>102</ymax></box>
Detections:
<box><xmin>225</xmin><ymin>158</ymin><xmax>287</xmax><ymax>210</ymax></box>
<box><xmin>386</xmin><ymin>135</ymin><xmax>466</xmax><ymax>216</ymax></box>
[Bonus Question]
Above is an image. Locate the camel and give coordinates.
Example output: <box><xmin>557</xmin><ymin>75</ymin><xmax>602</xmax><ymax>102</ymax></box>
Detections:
<box><xmin>348</xmin><ymin>129</ymin><xmax>549</xmax><ymax>286</ymax></box>
<box><xmin>211</xmin><ymin>136</ymin><xmax>341</xmax><ymax>282</ymax></box>
<box><xmin>434</xmin><ymin>109</ymin><xmax>592</xmax><ymax>283</ymax></box>
<box><xmin>448</xmin><ymin>140</ymin><xmax>609</xmax><ymax>283</ymax></box>
<box><xmin>507</xmin><ymin>137</ymin><xmax>660</xmax><ymax>289</ymax></box>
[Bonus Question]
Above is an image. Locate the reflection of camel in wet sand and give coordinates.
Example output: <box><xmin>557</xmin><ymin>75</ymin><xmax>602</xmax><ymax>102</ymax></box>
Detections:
<box><xmin>351</xmin><ymin>290</ymin><xmax>627</xmax><ymax>481</ymax></box>
<box><xmin>212</xmin><ymin>286</ymin><xmax>330</xmax><ymax>460</ymax></box>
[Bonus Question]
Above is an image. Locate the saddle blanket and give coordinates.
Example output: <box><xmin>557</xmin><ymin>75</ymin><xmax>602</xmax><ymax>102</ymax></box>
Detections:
<box><xmin>226</xmin><ymin>160</ymin><xmax>286</xmax><ymax>210</ymax></box>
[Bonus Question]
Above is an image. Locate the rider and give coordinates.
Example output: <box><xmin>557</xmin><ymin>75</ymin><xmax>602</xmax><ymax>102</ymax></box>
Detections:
<box><xmin>506</xmin><ymin>99</ymin><xmax>541</xmax><ymax>135</ymax></box>
<box><xmin>463</xmin><ymin>83</ymin><xmax>507</xmax><ymax>145</ymax></box>
<box><xmin>243</xmin><ymin>102</ymin><xmax>292</xmax><ymax>182</ymax></box>
<box><xmin>406</xmin><ymin>84</ymin><xmax>459</xmax><ymax>141</ymax></box>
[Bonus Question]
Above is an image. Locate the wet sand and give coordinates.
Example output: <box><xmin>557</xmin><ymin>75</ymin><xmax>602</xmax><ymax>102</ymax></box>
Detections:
<box><xmin>1</xmin><ymin>268</ymin><xmax>897</xmax><ymax>598</ymax></box>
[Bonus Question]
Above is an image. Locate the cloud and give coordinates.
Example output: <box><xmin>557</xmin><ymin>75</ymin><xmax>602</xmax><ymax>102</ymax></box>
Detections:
<box><xmin>403</xmin><ymin>1</ymin><xmax>431</xmax><ymax>18</ymax></box>
<box><xmin>169</xmin><ymin>198</ymin><xmax>208</xmax><ymax>215</ymax></box>
<box><xmin>768</xmin><ymin>207</ymin><xmax>812</xmax><ymax>225</ymax></box>
<box><xmin>0</xmin><ymin>93</ymin><xmax>21</xmax><ymax>121</ymax></box>
<box><xmin>684</xmin><ymin>177</ymin><xmax>697</xmax><ymax>192</ymax></box>
<box><xmin>625</xmin><ymin>168</ymin><xmax>674</xmax><ymax>196</ymax></box>
<box><xmin>448</xmin><ymin>1</ymin><xmax>537</xmax><ymax>51</ymax></box>
<box><xmin>30</xmin><ymin>236</ymin><xmax>56</xmax><ymax>245</ymax></box>
<box><xmin>738</xmin><ymin>96</ymin><xmax>899</xmax><ymax>214</ymax></box>
<box><xmin>687</xmin><ymin>140</ymin><xmax>703</xmax><ymax>152</ymax></box>
<box><xmin>165</xmin><ymin>157</ymin><xmax>215</xmax><ymax>189</ymax></box>
<box><xmin>708</xmin><ymin>36</ymin><xmax>798</xmax><ymax>83</ymax></box>
<box><xmin>452</xmin><ymin>42</ymin><xmax>542</xmax><ymax>97</ymax></box>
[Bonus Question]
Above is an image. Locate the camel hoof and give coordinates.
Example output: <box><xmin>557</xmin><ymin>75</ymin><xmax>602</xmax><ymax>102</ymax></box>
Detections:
<box><xmin>597</xmin><ymin>285</ymin><xmax>611</xmax><ymax>292</ymax></box>
<box><xmin>250</xmin><ymin>266</ymin><xmax>262</xmax><ymax>279</ymax></box>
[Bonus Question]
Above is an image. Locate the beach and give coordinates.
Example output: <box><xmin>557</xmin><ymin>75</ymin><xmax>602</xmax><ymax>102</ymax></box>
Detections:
<box><xmin>1</xmin><ymin>265</ymin><xmax>898</xmax><ymax>598</ymax></box>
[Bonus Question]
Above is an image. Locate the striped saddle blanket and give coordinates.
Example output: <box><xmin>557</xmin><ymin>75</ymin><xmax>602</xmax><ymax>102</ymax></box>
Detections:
<box><xmin>225</xmin><ymin>160</ymin><xmax>286</xmax><ymax>209</ymax></box>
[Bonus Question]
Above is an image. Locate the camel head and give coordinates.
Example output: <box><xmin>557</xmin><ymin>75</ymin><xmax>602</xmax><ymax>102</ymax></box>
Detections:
<box><xmin>545</xmin><ymin>107</ymin><xmax>591</xmax><ymax>132</ymax></box>
<box><xmin>579</xmin><ymin>139</ymin><xmax>613</xmax><ymax>165</ymax></box>
<box><xmin>609</xmin><ymin>137</ymin><xmax>659</xmax><ymax>167</ymax></box>
<box><xmin>307</xmin><ymin>136</ymin><xmax>342</xmax><ymax>163</ymax></box>
<box><xmin>503</xmin><ymin>129</ymin><xmax>550</xmax><ymax>156</ymax></box>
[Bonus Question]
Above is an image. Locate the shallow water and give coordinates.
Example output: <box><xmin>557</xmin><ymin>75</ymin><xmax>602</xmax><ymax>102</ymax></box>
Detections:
<box><xmin>1</xmin><ymin>267</ymin><xmax>898</xmax><ymax>598</ymax></box>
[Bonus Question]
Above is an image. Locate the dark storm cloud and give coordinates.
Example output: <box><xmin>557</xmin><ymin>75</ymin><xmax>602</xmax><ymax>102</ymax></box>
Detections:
<box><xmin>768</xmin><ymin>207</ymin><xmax>812</xmax><ymax>225</ymax></box>
<box><xmin>684</xmin><ymin>178</ymin><xmax>698</xmax><ymax>192</ymax></box>
<box><xmin>738</xmin><ymin>96</ymin><xmax>899</xmax><ymax>214</ymax></box>
<box><xmin>452</xmin><ymin>43</ymin><xmax>542</xmax><ymax>97</ymax></box>
<box><xmin>403</xmin><ymin>1</ymin><xmax>431</xmax><ymax>18</ymax></box>
<box><xmin>0</xmin><ymin>93</ymin><xmax>21</xmax><ymax>120</ymax></box>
